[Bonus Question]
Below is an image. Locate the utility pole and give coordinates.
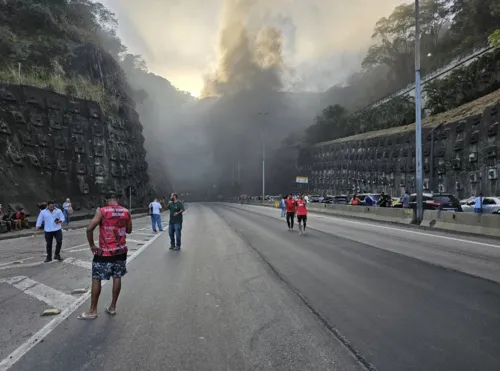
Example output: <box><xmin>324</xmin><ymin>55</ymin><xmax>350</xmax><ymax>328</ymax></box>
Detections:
<box><xmin>415</xmin><ymin>0</ymin><xmax>424</xmax><ymax>223</ymax></box>
<box><xmin>261</xmin><ymin>128</ymin><xmax>265</xmax><ymax>202</ymax></box>
<box><xmin>258</xmin><ymin>112</ymin><xmax>268</xmax><ymax>202</ymax></box>
<box><xmin>237</xmin><ymin>159</ymin><xmax>240</xmax><ymax>183</ymax></box>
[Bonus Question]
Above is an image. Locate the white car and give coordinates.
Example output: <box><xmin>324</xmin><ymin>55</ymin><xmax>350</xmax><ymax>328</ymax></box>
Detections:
<box><xmin>461</xmin><ymin>197</ymin><xmax>500</xmax><ymax>214</ymax></box>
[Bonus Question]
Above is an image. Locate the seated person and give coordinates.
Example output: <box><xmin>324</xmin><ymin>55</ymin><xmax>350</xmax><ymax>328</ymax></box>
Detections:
<box><xmin>0</xmin><ymin>204</ymin><xmax>11</xmax><ymax>232</ymax></box>
<box><xmin>14</xmin><ymin>208</ymin><xmax>29</xmax><ymax>228</ymax></box>
<box><xmin>9</xmin><ymin>212</ymin><xmax>21</xmax><ymax>230</ymax></box>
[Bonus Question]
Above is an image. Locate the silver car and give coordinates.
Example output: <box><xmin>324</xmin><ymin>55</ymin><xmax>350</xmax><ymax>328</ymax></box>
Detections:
<box><xmin>461</xmin><ymin>197</ymin><xmax>500</xmax><ymax>214</ymax></box>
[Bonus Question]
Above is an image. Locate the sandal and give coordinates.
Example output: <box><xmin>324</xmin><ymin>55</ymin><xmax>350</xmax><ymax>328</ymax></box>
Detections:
<box><xmin>105</xmin><ymin>307</ymin><xmax>117</xmax><ymax>315</ymax></box>
<box><xmin>77</xmin><ymin>312</ymin><xmax>98</xmax><ymax>320</ymax></box>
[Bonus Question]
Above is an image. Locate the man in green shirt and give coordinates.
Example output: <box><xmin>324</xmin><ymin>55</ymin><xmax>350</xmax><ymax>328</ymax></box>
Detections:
<box><xmin>167</xmin><ymin>193</ymin><xmax>185</xmax><ymax>250</ymax></box>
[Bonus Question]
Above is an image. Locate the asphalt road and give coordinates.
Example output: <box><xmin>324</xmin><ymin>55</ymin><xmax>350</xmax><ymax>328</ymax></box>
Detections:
<box><xmin>1</xmin><ymin>203</ymin><xmax>500</xmax><ymax>371</ymax></box>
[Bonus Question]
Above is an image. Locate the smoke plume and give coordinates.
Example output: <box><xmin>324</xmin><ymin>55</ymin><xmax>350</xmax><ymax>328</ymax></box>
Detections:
<box><xmin>201</xmin><ymin>0</ymin><xmax>284</xmax><ymax>97</ymax></box>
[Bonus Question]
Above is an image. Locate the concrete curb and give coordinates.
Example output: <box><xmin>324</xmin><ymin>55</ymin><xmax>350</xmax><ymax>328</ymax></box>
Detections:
<box><xmin>0</xmin><ymin>213</ymin><xmax>149</xmax><ymax>242</ymax></box>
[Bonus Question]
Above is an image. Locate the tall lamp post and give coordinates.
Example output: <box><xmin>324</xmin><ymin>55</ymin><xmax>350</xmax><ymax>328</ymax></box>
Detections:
<box><xmin>415</xmin><ymin>0</ymin><xmax>424</xmax><ymax>223</ymax></box>
<box><xmin>258</xmin><ymin>112</ymin><xmax>268</xmax><ymax>202</ymax></box>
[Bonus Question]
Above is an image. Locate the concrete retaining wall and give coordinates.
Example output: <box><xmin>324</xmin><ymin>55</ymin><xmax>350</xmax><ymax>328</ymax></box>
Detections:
<box><xmin>422</xmin><ymin>210</ymin><xmax>500</xmax><ymax>238</ymax></box>
<box><xmin>241</xmin><ymin>200</ymin><xmax>500</xmax><ymax>238</ymax></box>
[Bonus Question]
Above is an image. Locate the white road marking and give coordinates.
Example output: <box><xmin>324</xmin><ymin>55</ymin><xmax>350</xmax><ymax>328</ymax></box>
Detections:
<box><xmin>0</xmin><ymin>276</ymin><xmax>75</xmax><ymax>309</ymax></box>
<box><xmin>0</xmin><ymin>231</ymin><xmax>164</xmax><ymax>371</ymax></box>
<box><xmin>132</xmin><ymin>232</ymin><xmax>159</xmax><ymax>236</ymax></box>
<box><xmin>0</xmin><ymin>257</ymin><xmax>35</xmax><ymax>268</ymax></box>
<box><xmin>0</xmin><ymin>261</ymin><xmax>45</xmax><ymax>271</ymax></box>
<box><xmin>65</xmin><ymin>248</ymin><xmax>90</xmax><ymax>253</ymax></box>
<box><xmin>63</xmin><ymin>243</ymin><xmax>88</xmax><ymax>251</ymax></box>
<box><xmin>126</xmin><ymin>239</ymin><xmax>147</xmax><ymax>244</ymax></box>
<box><xmin>242</xmin><ymin>204</ymin><xmax>500</xmax><ymax>249</ymax></box>
<box><xmin>62</xmin><ymin>258</ymin><xmax>91</xmax><ymax>270</ymax></box>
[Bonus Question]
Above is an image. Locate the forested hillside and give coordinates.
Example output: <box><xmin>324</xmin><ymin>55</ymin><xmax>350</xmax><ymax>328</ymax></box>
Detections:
<box><xmin>306</xmin><ymin>0</ymin><xmax>500</xmax><ymax>145</ymax></box>
<box><xmin>0</xmin><ymin>0</ymin><xmax>193</xmax><ymax>195</ymax></box>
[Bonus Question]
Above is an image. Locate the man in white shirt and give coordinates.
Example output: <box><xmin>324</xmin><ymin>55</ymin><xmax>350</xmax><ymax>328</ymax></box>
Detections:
<box><xmin>148</xmin><ymin>198</ymin><xmax>163</xmax><ymax>232</ymax></box>
<box><xmin>36</xmin><ymin>200</ymin><xmax>65</xmax><ymax>262</ymax></box>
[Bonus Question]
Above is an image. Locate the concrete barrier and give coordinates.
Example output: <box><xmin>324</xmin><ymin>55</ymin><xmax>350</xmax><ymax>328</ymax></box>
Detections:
<box><xmin>422</xmin><ymin>210</ymin><xmax>500</xmax><ymax>238</ymax></box>
<box><xmin>238</xmin><ymin>201</ymin><xmax>500</xmax><ymax>238</ymax></box>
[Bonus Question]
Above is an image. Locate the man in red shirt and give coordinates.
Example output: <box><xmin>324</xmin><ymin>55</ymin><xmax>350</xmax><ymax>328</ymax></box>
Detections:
<box><xmin>285</xmin><ymin>194</ymin><xmax>296</xmax><ymax>231</ymax></box>
<box><xmin>78</xmin><ymin>191</ymin><xmax>132</xmax><ymax>320</ymax></box>
<box><xmin>296</xmin><ymin>194</ymin><xmax>308</xmax><ymax>235</ymax></box>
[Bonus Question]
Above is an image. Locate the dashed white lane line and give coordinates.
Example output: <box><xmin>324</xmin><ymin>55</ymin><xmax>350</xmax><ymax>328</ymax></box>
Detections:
<box><xmin>63</xmin><ymin>258</ymin><xmax>91</xmax><ymax>270</ymax></box>
<box><xmin>239</xmin><ymin>204</ymin><xmax>500</xmax><ymax>249</ymax></box>
<box><xmin>0</xmin><ymin>230</ymin><xmax>164</xmax><ymax>371</ymax></box>
<box><xmin>0</xmin><ymin>276</ymin><xmax>75</xmax><ymax>309</ymax></box>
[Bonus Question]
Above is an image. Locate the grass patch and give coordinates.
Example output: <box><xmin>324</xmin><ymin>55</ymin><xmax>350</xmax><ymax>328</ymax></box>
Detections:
<box><xmin>0</xmin><ymin>67</ymin><xmax>119</xmax><ymax>115</ymax></box>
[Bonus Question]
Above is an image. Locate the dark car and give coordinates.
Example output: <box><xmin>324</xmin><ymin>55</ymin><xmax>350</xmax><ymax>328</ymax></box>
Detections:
<box><xmin>394</xmin><ymin>193</ymin><xmax>462</xmax><ymax>211</ymax></box>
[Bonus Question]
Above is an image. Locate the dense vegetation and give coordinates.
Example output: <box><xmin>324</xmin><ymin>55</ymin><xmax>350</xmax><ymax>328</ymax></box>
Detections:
<box><xmin>306</xmin><ymin>0</ymin><xmax>500</xmax><ymax>145</ymax></box>
<box><xmin>0</xmin><ymin>0</ymin><xmax>189</xmax><ymax>116</ymax></box>
<box><xmin>0</xmin><ymin>0</ymin><xmax>126</xmax><ymax>111</ymax></box>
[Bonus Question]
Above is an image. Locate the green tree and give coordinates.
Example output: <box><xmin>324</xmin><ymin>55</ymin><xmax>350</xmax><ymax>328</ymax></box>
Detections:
<box><xmin>305</xmin><ymin>105</ymin><xmax>350</xmax><ymax>144</ymax></box>
<box><xmin>450</xmin><ymin>0</ymin><xmax>500</xmax><ymax>52</ymax></box>
<box><xmin>489</xmin><ymin>29</ymin><xmax>500</xmax><ymax>48</ymax></box>
<box><xmin>362</xmin><ymin>3</ymin><xmax>415</xmax><ymax>85</ymax></box>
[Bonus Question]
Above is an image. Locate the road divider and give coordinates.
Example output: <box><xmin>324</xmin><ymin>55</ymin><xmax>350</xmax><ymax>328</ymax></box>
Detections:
<box><xmin>237</xmin><ymin>201</ymin><xmax>500</xmax><ymax>238</ymax></box>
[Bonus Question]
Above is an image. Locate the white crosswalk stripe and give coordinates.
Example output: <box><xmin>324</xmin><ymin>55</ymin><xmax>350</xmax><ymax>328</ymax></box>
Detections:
<box><xmin>0</xmin><ymin>276</ymin><xmax>75</xmax><ymax>309</ymax></box>
<box><xmin>63</xmin><ymin>257</ymin><xmax>92</xmax><ymax>270</ymax></box>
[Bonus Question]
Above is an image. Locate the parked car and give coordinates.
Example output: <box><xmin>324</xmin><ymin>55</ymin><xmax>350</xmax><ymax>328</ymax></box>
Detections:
<box><xmin>393</xmin><ymin>193</ymin><xmax>462</xmax><ymax>211</ymax></box>
<box><xmin>309</xmin><ymin>195</ymin><xmax>321</xmax><ymax>203</ymax></box>
<box><xmin>323</xmin><ymin>195</ymin><xmax>350</xmax><ymax>205</ymax></box>
<box><xmin>462</xmin><ymin>197</ymin><xmax>500</xmax><ymax>214</ymax></box>
<box><xmin>460</xmin><ymin>197</ymin><xmax>475</xmax><ymax>205</ymax></box>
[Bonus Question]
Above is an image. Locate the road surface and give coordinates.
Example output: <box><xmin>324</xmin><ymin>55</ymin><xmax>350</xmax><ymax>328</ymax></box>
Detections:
<box><xmin>1</xmin><ymin>204</ymin><xmax>499</xmax><ymax>371</ymax></box>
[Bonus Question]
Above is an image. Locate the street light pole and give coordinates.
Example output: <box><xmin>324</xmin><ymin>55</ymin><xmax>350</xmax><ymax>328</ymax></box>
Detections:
<box><xmin>415</xmin><ymin>0</ymin><xmax>424</xmax><ymax>223</ymax></box>
<box><xmin>261</xmin><ymin>129</ymin><xmax>265</xmax><ymax>202</ymax></box>
<box><xmin>237</xmin><ymin>159</ymin><xmax>240</xmax><ymax>183</ymax></box>
<box><xmin>258</xmin><ymin>112</ymin><xmax>268</xmax><ymax>202</ymax></box>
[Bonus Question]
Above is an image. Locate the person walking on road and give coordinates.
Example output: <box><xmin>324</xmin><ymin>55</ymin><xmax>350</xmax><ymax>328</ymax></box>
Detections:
<box><xmin>167</xmin><ymin>193</ymin><xmax>185</xmax><ymax>250</ymax></box>
<box><xmin>285</xmin><ymin>194</ymin><xmax>296</xmax><ymax>231</ymax></box>
<box><xmin>149</xmin><ymin>198</ymin><xmax>163</xmax><ymax>232</ymax></box>
<box><xmin>62</xmin><ymin>198</ymin><xmax>73</xmax><ymax>225</ymax></box>
<box><xmin>36</xmin><ymin>200</ymin><xmax>65</xmax><ymax>262</ymax></box>
<box><xmin>280</xmin><ymin>196</ymin><xmax>286</xmax><ymax>217</ymax></box>
<box><xmin>296</xmin><ymin>194</ymin><xmax>308</xmax><ymax>235</ymax></box>
<box><xmin>402</xmin><ymin>191</ymin><xmax>411</xmax><ymax>209</ymax></box>
<box><xmin>78</xmin><ymin>191</ymin><xmax>132</xmax><ymax>320</ymax></box>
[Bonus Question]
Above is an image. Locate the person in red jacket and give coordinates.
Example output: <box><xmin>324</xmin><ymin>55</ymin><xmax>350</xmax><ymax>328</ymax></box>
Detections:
<box><xmin>285</xmin><ymin>194</ymin><xmax>296</xmax><ymax>231</ymax></box>
<box><xmin>296</xmin><ymin>194</ymin><xmax>308</xmax><ymax>235</ymax></box>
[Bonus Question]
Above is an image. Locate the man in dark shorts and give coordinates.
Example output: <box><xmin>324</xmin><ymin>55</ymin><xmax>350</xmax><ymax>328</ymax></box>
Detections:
<box><xmin>78</xmin><ymin>191</ymin><xmax>132</xmax><ymax>320</ymax></box>
<box><xmin>285</xmin><ymin>194</ymin><xmax>296</xmax><ymax>231</ymax></box>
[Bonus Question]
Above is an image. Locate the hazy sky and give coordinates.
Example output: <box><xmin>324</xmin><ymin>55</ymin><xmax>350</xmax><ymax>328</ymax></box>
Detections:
<box><xmin>101</xmin><ymin>0</ymin><xmax>407</xmax><ymax>97</ymax></box>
